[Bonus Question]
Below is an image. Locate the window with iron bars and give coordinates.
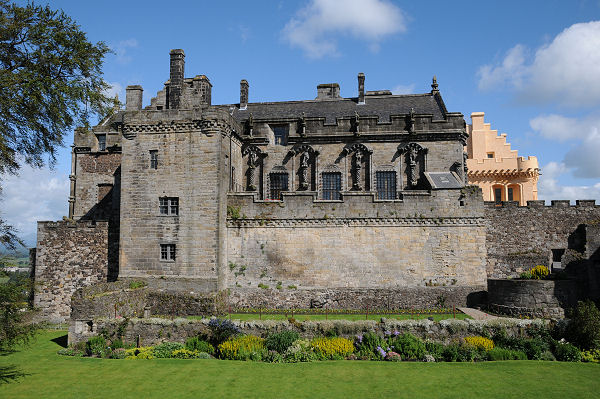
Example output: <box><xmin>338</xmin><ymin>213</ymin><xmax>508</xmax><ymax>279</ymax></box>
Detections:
<box><xmin>269</xmin><ymin>173</ymin><xmax>288</xmax><ymax>200</ymax></box>
<box><xmin>322</xmin><ymin>172</ymin><xmax>341</xmax><ymax>200</ymax></box>
<box><xmin>160</xmin><ymin>244</ymin><xmax>176</xmax><ymax>261</ymax></box>
<box><xmin>97</xmin><ymin>134</ymin><xmax>106</xmax><ymax>151</ymax></box>
<box><xmin>272</xmin><ymin>125</ymin><xmax>288</xmax><ymax>146</ymax></box>
<box><xmin>150</xmin><ymin>150</ymin><xmax>158</xmax><ymax>169</ymax></box>
<box><xmin>376</xmin><ymin>171</ymin><xmax>396</xmax><ymax>200</ymax></box>
<box><xmin>159</xmin><ymin>197</ymin><xmax>179</xmax><ymax>215</ymax></box>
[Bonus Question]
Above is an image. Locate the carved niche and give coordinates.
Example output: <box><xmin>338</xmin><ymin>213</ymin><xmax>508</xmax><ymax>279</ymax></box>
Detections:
<box><xmin>287</xmin><ymin>144</ymin><xmax>319</xmax><ymax>191</ymax></box>
<box><xmin>399</xmin><ymin>142</ymin><xmax>427</xmax><ymax>189</ymax></box>
<box><xmin>341</xmin><ymin>143</ymin><xmax>372</xmax><ymax>191</ymax></box>
<box><xmin>242</xmin><ymin>145</ymin><xmax>267</xmax><ymax>192</ymax></box>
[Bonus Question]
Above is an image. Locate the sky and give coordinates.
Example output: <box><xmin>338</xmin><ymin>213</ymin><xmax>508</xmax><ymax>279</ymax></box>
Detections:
<box><xmin>2</xmin><ymin>0</ymin><xmax>600</xmax><ymax>246</ymax></box>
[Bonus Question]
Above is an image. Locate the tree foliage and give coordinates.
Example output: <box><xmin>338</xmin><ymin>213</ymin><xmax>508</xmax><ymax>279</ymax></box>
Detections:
<box><xmin>0</xmin><ymin>1</ymin><xmax>113</xmax><ymax>248</ymax></box>
<box><xmin>0</xmin><ymin>275</ymin><xmax>37</xmax><ymax>351</ymax></box>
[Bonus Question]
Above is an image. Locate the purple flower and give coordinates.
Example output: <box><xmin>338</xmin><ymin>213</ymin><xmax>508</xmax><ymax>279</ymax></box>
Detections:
<box><xmin>377</xmin><ymin>346</ymin><xmax>386</xmax><ymax>357</ymax></box>
<box><xmin>384</xmin><ymin>330</ymin><xmax>391</xmax><ymax>336</ymax></box>
<box><xmin>393</xmin><ymin>330</ymin><xmax>400</xmax><ymax>336</ymax></box>
<box><xmin>356</xmin><ymin>334</ymin><xmax>363</xmax><ymax>343</ymax></box>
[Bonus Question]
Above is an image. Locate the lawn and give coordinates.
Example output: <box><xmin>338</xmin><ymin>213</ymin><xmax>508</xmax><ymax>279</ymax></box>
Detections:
<box><xmin>1</xmin><ymin>331</ymin><xmax>599</xmax><ymax>399</ymax></box>
<box><xmin>190</xmin><ymin>312</ymin><xmax>471</xmax><ymax>322</ymax></box>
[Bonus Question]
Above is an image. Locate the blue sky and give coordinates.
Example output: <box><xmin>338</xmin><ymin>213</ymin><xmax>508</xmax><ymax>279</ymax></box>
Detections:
<box><xmin>3</xmin><ymin>0</ymin><xmax>600</xmax><ymax>245</ymax></box>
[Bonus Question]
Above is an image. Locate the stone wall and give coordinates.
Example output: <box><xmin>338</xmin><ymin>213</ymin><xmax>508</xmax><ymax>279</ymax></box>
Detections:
<box><xmin>69</xmin><ymin>316</ymin><xmax>546</xmax><ymax>346</ymax></box>
<box><xmin>34</xmin><ymin>221</ymin><xmax>109</xmax><ymax>323</ymax></box>
<box><xmin>487</xmin><ymin>278</ymin><xmax>578</xmax><ymax>318</ymax></box>
<box><xmin>226</xmin><ymin>188</ymin><xmax>487</xmax><ymax>290</ymax></box>
<box><xmin>484</xmin><ymin>200</ymin><xmax>600</xmax><ymax>279</ymax></box>
<box><xmin>228</xmin><ymin>286</ymin><xmax>487</xmax><ymax>310</ymax></box>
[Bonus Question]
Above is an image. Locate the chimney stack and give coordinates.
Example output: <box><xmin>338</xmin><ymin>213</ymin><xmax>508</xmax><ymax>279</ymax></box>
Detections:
<box><xmin>358</xmin><ymin>73</ymin><xmax>365</xmax><ymax>104</ymax></box>
<box><xmin>240</xmin><ymin>79</ymin><xmax>249</xmax><ymax>110</ymax></box>
<box><xmin>125</xmin><ymin>85</ymin><xmax>143</xmax><ymax>110</ymax></box>
<box><xmin>169</xmin><ymin>49</ymin><xmax>185</xmax><ymax>109</ymax></box>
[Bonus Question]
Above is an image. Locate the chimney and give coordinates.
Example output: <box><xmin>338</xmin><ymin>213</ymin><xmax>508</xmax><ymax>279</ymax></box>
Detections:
<box><xmin>169</xmin><ymin>49</ymin><xmax>185</xmax><ymax>109</ymax></box>
<box><xmin>316</xmin><ymin>83</ymin><xmax>340</xmax><ymax>100</ymax></box>
<box><xmin>358</xmin><ymin>73</ymin><xmax>365</xmax><ymax>104</ymax></box>
<box><xmin>125</xmin><ymin>85</ymin><xmax>143</xmax><ymax>110</ymax></box>
<box><xmin>240</xmin><ymin>79</ymin><xmax>249</xmax><ymax>110</ymax></box>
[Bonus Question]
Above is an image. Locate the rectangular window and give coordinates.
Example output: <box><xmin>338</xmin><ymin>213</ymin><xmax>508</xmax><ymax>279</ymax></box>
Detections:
<box><xmin>322</xmin><ymin>172</ymin><xmax>342</xmax><ymax>200</ymax></box>
<box><xmin>272</xmin><ymin>126</ymin><xmax>288</xmax><ymax>146</ymax></box>
<box><xmin>507</xmin><ymin>187</ymin><xmax>514</xmax><ymax>201</ymax></box>
<box><xmin>159</xmin><ymin>197</ymin><xmax>179</xmax><ymax>215</ymax></box>
<box><xmin>97</xmin><ymin>134</ymin><xmax>106</xmax><ymax>151</ymax></box>
<box><xmin>494</xmin><ymin>188</ymin><xmax>502</xmax><ymax>203</ymax></box>
<box><xmin>150</xmin><ymin>150</ymin><xmax>158</xmax><ymax>169</ymax></box>
<box><xmin>376</xmin><ymin>171</ymin><xmax>396</xmax><ymax>200</ymax></box>
<box><xmin>160</xmin><ymin>244</ymin><xmax>176</xmax><ymax>261</ymax></box>
<box><xmin>269</xmin><ymin>173</ymin><xmax>288</xmax><ymax>200</ymax></box>
<box><xmin>487</xmin><ymin>152</ymin><xmax>494</xmax><ymax>159</ymax></box>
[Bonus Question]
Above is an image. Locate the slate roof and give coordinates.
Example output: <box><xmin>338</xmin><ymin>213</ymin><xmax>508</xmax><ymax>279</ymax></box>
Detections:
<box><xmin>219</xmin><ymin>93</ymin><xmax>448</xmax><ymax>125</ymax></box>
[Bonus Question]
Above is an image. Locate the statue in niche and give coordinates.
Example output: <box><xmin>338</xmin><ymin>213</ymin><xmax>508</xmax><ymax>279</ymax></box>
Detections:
<box><xmin>298</xmin><ymin>151</ymin><xmax>310</xmax><ymax>190</ymax></box>
<box><xmin>247</xmin><ymin>113</ymin><xmax>254</xmax><ymax>137</ymax></box>
<box><xmin>299</xmin><ymin>112</ymin><xmax>307</xmax><ymax>137</ymax></box>
<box><xmin>408</xmin><ymin>108</ymin><xmax>415</xmax><ymax>133</ymax></box>
<box><xmin>354</xmin><ymin>111</ymin><xmax>361</xmax><ymax>137</ymax></box>
<box><xmin>407</xmin><ymin>145</ymin><xmax>420</xmax><ymax>187</ymax></box>
<box><xmin>352</xmin><ymin>151</ymin><xmax>363</xmax><ymax>190</ymax></box>
<box><xmin>247</xmin><ymin>151</ymin><xmax>258</xmax><ymax>191</ymax></box>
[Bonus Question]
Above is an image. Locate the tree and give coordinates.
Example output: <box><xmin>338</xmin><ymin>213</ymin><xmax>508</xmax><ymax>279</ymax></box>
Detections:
<box><xmin>0</xmin><ymin>275</ymin><xmax>36</xmax><ymax>351</ymax></box>
<box><xmin>0</xmin><ymin>1</ymin><xmax>113</xmax><ymax>247</ymax></box>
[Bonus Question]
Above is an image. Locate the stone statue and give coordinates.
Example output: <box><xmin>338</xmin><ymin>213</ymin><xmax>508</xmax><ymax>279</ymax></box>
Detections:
<box><xmin>247</xmin><ymin>151</ymin><xmax>258</xmax><ymax>191</ymax></box>
<box><xmin>352</xmin><ymin>151</ymin><xmax>363</xmax><ymax>190</ymax></box>
<box><xmin>299</xmin><ymin>151</ymin><xmax>309</xmax><ymax>190</ymax></box>
<box><xmin>354</xmin><ymin>111</ymin><xmax>360</xmax><ymax>137</ymax></box>
<box><xmin>408</xmin><ymin>145</ymin><xmax>419</xmax><ymax>187</ymax></box>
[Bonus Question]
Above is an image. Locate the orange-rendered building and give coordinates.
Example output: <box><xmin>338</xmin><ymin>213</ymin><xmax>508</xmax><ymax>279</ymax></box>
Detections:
<box><xmin>466</xmin><ymin>112</ymin><xmax>540</xmax><ymax>205</ymax></box>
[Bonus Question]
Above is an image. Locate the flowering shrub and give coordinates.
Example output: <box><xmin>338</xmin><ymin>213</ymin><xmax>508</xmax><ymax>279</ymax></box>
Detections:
<box><xmin>284</xmin><ymin>339</ymin><xmax>316</xmax><ymax>362</ymax></box>
<box><xmin>218</xmin><ymin>335</ymin><xmax>265</xmax><ymax>360</ymax></box>
<box><xmin>153</xmin><ymin>342</ymin><xmax>184</xmax><ymax>358</ymax></box>
<box><xmin>487</xmin><ymin>348</ymin><xmax>527</xmax><ymax>361</ymax></box>
<box><xmin>310</xmin><ymin>337</ymin><xmax>354</xmax><ymax>359</ymax></box>
<box><xmin>530</xmin><ymin>265</ymin><xmax>549</xmax><ymax>280</ymax></box>
<box><xmin>171</xmin><ymin>349</ymin><xmax>209</xmax><ymax>359</ymax></box>
<box><xmin>385</xmin><ymin>351</ymin><xmax>402</xmax><ymax>362</ymax></box>
<box><xmin>208</xmin><ymin>318</ymin><xmax>241</xmax><ymax>345</ymax></box>
<box><xmin>354</xmin><ymin>332</ymin><xmax>385</xmax><ymax>359</ymax></box>
<box><xmin>464</xmin><ymin>336</ymin><xmax>494</xmax><ymax>351</ymax></box>
<box><xmin>85</xmin><ymin>336</ymin><xmax>108</xmax><ymax>357</ymax></box>
<box><xmin>125</xmin><ymin>346</ymin><xmax>155</xmax><ymax>359</ymax></box>
<box><xmin>554</xmin><ymin>342</ymin><xmax>582</xmax><ymax>362</ymax></box>
<box><xmin>581</xmin><ymin>349</ymin><xmax>600</xmax><ymax>363</ymax></box>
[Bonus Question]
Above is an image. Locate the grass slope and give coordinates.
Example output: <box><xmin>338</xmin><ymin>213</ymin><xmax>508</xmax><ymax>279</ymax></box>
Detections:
<box><xmin>1</xmin><ymin>331</ymin><xmax>599</xmax><ymax>399</ymax></box>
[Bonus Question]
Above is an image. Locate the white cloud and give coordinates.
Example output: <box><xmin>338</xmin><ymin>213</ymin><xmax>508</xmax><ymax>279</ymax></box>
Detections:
<box><xmin>538</xmin><ymin>161</ymin><xmax>600</xmax><ymax>202</ymax></box>
<box><xmin>477</xmin><ymin>21</ymin><xmax>600</xmax><ymax>107</ymax></box>
<box><xmin>282</xmin><ymin>0</ymin><xmax>406</xmax><ymax>58</ymax></box>
<box><xmin>530</xmin><ymin>113</ymin><xmax>600</xmax><ymax>178</ymax></box>
<box><xmin>391</xmin><ymin>83</ymin><xmax>416</xmax><ymax>94</ymax></box>
<box><xmin>110</xmin><ymin>38</ymin><xmax>138</xmax><ymax>64</ymax></box>
<box><xmin>104</xmin><ymin>81</ymin><xmax>124</xmax><ymax>101</ymax></box>
<box><xmin>0</xmin><ymin>166</ymin><xmax>69</xmax><ymax>246</ymax></box>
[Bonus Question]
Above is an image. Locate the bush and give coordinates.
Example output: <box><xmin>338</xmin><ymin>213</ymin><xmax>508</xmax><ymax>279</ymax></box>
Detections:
<box><xmin>265</xmin><ymin>330</ymin><xmax>299</xmax><ymax>353</ymax></box>
<box><xmin>390</xmin><ymin>333</ymin><xmax>426</xmax><ymax>361</ymax></box>
<box><xmin>171</xmin><ymin>348</ymin><xmax>199</xmax><ymax>359</ymax></box>
<box><xmin>441</xmin><ymin>343</ymin><xmax>483</xmax><ymax>362</ymax></box>
<box><xmin>491</xmin><ymin>332</ymin><xmax>552</xmax><ymax>360</ymax></box>
<box><xmin>565</xmin><ymin>300</ymin><xmax>600</xmax><ymax>350</ymax></box>
<box><xmin>284</xmin><ymin>339</ymin><xmax>316</xmax><ymax>363</ymax></box>
<box><xmin>153</xmin><ymin>342</ymin><xmax>184</xmax><ymax>358</ymax></box>
<box><xmin>464</xmin><ymin>336</ymin><xmax>494</xmax><ymax>351</ymax></box>
<box><xmin>554</xmin><ymin>342</ymin><xmax>582</xmax><ymax>362</ymax></box>
<box><xmin>185</xmin><ymin>336</ymin><xmax>215</xmax><ymax>355</ymax></box>
<box><xmin>441</xmin><ymin>344</ymin><xmax>460</xmax><ymax>362</ymax></box>
<box><xmin>487</xmin><ymin>348</ymin><xmax>527</xmax><ymax>361</ymax></box>
<box><xmin>581</xmin><ymin>349</ymin><xmax>600</xmax><ymax>363</ymax></box>
<box><xmin>109</xmin><ymin>348</ymin><xmax>127</xmax><ymax>359</ymax></box>
<box><xmin>354</xmin><ymin>332</ymin><xmax>385</xmax><ymax>358</ymax></box>
<box><xmin>85</xmin><ymin>336</ymin><xmax>107</xmax><ymax>357</ymax></box>
<box><xmin>539</xmin><ymin>350</ymin><xmax>556</xmax><ymax>361</ymax></box>
<box><xmin>125</xmin><ymin>346</ymin><xmax>155</xmax><ymax>359</ymax></box>
<box><xmin>424</xmin><ymin>341</ymin><xmax>445</xmax><ymax>360</ymax></box>
<box><xmin>530</xmin><ymin>265</ymin><xmax>549</xmax><ymax>280</ymax></box>
<box><xmin>218</xmin><ymin>335</ymin><xmax>265</xmax><ymax>360</ymax></box>
<box><xmin>262</xmin><ymin>350</ymin><xmax>284</xmax><ymax>363</ymax></box>
<box><xmin>208</xmin><ymin>318</ymin><xmax>241</xmax><ymax>345</ymax></box>
<box><xmin>310</xmin><ymin>337</ymin><xmax>354</xmax><ymax>359</ymax></box>
<box><xmin>57</xmin><ymin>347</ymin><xmax>84</xmax><ymax>357</ymax></box>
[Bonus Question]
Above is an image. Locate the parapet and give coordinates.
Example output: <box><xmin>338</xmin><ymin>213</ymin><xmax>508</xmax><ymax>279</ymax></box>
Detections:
<box><xmin>485</xmin><ymin>200</ymin><xmax>598</xmax><ymax>208</ymax></box>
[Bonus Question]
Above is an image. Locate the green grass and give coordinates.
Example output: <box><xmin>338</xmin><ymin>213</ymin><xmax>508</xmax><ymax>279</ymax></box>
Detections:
<box><xmin>189</xmin><ymin>313</ymin><xmax>471</xmax><ymax>322</ymax></box>
<box><xmin>1</xmin><ymin>331</ymin><xmax>599</xmax><ymax>398</ymax></box>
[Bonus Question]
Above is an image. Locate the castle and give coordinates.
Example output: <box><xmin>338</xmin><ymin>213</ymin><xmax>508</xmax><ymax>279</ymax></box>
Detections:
<box><xmin>31</xmin><ymin>50</ymin><xmax>600</xmax><ymax>323</ymax></box>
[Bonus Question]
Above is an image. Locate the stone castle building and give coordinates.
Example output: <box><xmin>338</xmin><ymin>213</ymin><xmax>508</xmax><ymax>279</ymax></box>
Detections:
<box><xmin>32</xmin><ymin>50</ymin><xmax>600</xmax><ymax>322</ymax></box>
<box><xmin>466</xmin><ymin>112</ymin><xmax>540</xmax><ymax>205</ymax></box>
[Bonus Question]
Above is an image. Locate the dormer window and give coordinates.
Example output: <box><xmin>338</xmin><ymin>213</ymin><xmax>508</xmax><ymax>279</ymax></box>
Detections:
<box><xmin>272</xmin><ymin>125</ymin><xmax>288</xmax><ymax>146</ymax></box>
<box><xmin>97</xmin><ymin>134</ymin><xmax>106</xmax><ymax>151</ymax></box>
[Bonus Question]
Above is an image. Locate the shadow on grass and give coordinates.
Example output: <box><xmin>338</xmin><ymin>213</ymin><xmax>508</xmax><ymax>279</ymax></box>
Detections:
<box><xmin>51</xmin><ymin>334</ymin><xmax>68</xmax><ymax>348</ymax></box>
<box><xmin>0</xmin><ymin>365</ymin><xmax>27</xmax><ymax>385</ymax></box>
